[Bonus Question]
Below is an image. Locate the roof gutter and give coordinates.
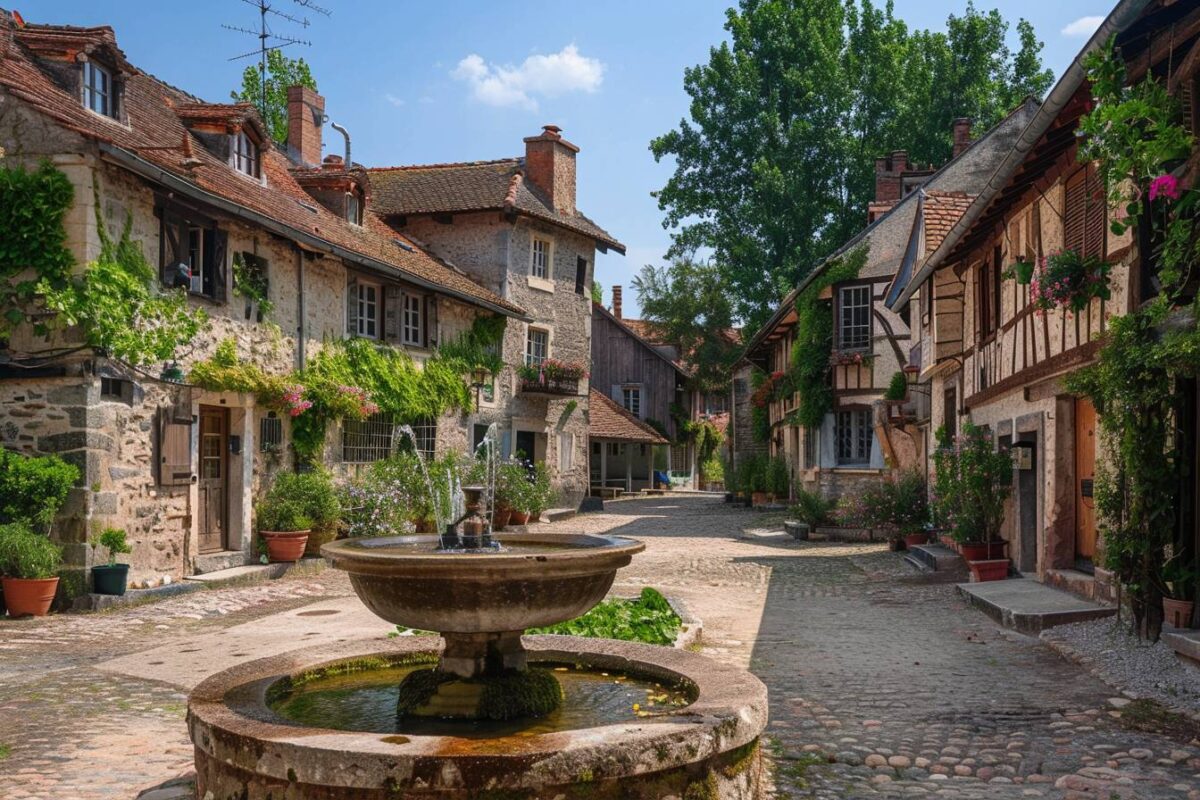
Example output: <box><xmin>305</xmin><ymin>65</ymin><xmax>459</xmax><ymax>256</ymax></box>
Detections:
<box><xmin>888</xmin><ymin>0</ymin><xmax>1151</xmax><ymax>310</ymax></box>
<box><xmin>98</xmin><ymin>142</ymin><xmax>532</xmax><ymax>322</ymax></box>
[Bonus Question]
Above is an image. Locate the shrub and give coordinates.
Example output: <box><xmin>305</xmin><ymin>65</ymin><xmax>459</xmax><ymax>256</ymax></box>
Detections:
<box><xmin>883</xmin><ymin>371</ymin><xmax>908</xmax><ymax>402</ymax></box>
<box><xmin>931</xmin><ymin>423</ymin><xmax>1012</xmax><ymax>544</ymax></box>
<box><xmin>789</xmin><ymin>487</ymin><xmax>836</xmax><ymax>528</ymax></box>
<box><xmin>260</xmin><ymin>470</ymin><xmax>340</xmax><ymax>534</ymax></box>
<box><xmin>0</xmin><ymin>523</ymin><xmax>62</xmax><ymax>579</ymax></box>
<box><xmin>91</xmin><ymin>527</ymin><xmax>132</xmax><ymax>567</ymax></box>
<box><xmin>766</xmin><ymin>457</ymin><xmax>790</xmax><ymax>497</ymax></box>
<box><xmin>0</xmin><ymin>448</ymin><xmax>80</xmax><ymax>531</ymax></box>
<box><xmin>255</xmin><ymin>497</ymin><xmax>313</xmax><ymax>532</ymax></box>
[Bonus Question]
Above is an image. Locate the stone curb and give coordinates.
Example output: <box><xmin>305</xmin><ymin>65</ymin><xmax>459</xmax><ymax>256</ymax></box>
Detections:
<box><xmin>664</xmin><ymin>592</ymin><xmax>703</xmax><ymax>651</ymax></box>
<box><xmin>1040</xmin><ymin>628</ymin><xmax>1200</xmax><ymax>726</ymax></box>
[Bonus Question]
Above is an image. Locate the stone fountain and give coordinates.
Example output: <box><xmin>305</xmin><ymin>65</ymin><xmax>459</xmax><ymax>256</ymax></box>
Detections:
<box><xmin>187</xmin><ymin>436</ymin><xmax>767</xmax><ymax>799</ymax></box>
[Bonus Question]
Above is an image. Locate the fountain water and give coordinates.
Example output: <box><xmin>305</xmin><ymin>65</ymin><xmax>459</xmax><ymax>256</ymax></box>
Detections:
<box><xmin>187</xmin><ymin>421</ymin><xmax>768</xmax><ymax>799</ymax></box>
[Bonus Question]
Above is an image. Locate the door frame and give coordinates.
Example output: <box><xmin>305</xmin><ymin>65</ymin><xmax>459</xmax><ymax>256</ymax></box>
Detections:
<box><xmin>198</xmin><ymin>405</ymin><xmax>230</xmax><ymax>554</ymax></box>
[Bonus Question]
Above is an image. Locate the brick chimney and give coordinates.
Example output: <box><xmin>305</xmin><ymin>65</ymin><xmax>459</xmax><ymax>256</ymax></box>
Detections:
<box><xmin>874</xmin><ymin>150</ymin><xmax>908</xmax><ymax>204</ymax></box>
<box><xmin>287</xmin><ymin>85</ymin><xmax>324</xmax><ymax>167</ymax></box>
<box><xmin>612</xmin><ymin>285</ymin><xmax>623</xmax><ymax>319</ymax></box>
<box><xmin>952</xmin><ymin>118</ymin><xmax>973</xmax><ymax>158</ymax></box>
<box><xmin>524</xmin><ymin>124</ymin><xmax>579</xmax><ymax>215</ymax></box>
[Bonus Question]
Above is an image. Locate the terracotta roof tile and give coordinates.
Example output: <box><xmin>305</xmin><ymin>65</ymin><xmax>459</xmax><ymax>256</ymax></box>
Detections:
<box><xmin>0</xmin><ymin>19</ymin><xmax>524</xmax><ymax>317</ymax></box>
<box><xmin>368</xmin><ymin>159</ymin><xmax>625</xmax><ymax>253</ymax></box>
<box><xmin>922</xmin><ymin>191</ymin><xmax>975</xmax><ymax>255</ymax></box>
<box><xmin>588</xmin><ymin>388</ymin><xmax>669</xmax><ymax>444</ymax></box>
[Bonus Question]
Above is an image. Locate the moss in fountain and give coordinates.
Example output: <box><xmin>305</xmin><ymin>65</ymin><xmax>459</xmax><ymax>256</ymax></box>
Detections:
<box><xmin>397</xmin><ymin>667</ymin><xmax>563</xmax><ymax>720</ymax></box>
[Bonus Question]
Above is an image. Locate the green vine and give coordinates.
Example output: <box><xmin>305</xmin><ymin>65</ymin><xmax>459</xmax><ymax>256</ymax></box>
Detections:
<box><xmin>435</xmin><ymin>315</ymin><xmax>506</xmax><ymax>375</ymax></box>
<box><xmin>232</xmin><ymin>252</ymin><xmax>273</xmax><ymax>319</ymax></box>
<box><xmin>749</xmin><ymin>369</ymin><xmax>770</xmax><ymax>443</ymax></box>
<box><xmin>787</xmin><ymin>244</ymin><xmax>868</xmax><ymax>429</ymax></box>
<box><xmin>0</xmin><ymin>160</ymin><xmax>74</xmax><ymax>336</ymax></box>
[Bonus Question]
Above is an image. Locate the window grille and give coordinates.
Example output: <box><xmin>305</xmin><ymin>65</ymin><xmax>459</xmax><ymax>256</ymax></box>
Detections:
<box><xmin>835</xmin><ymin>410</ymin><xmax>872</xmax><ymax>465</ymax></box>
<box><xmin>259</xmin><ymin>412</ymin><xmax>283</xmax><ymax>452</ymax></box>
<box><xmin>408</xmin><ymin>418</ymin><xmax>437</xmax><ymax>460</ymax></box>
<box><xmin>100</xmin><ymin>377</ymin><xmax>128</xmax><ymax>400</ymax></box>
<box><xmin>669</xmin><ymin>444</ymin><xmax>689</xmax><ymax>474</ymax></box>
<box><xmin>342</xmin><ymin>413</ymin><xmax>396</xmax><ymax>463</ymax></box>
<box><xmin>838</xmin><ymin>285</ymin><xmax>871</xmax><ymax>350</ymax></box>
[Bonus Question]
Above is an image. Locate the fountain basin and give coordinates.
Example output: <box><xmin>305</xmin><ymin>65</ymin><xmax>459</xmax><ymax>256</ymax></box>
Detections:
<box><xmin>188</xmin><ymin>635</ymin><xmax>768</xmax><ymax>799</ymax></box>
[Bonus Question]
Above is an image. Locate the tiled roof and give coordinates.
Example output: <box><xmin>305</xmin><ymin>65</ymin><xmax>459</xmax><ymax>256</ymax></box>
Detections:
<box><xmin>588</xmin><ymin>388</ymin><xmax>669</xmax><ymax>444</ymax></box>
<box><xmin>368</xmin><ymin>159</ymin><xmax>626</xmax><ymax>253</ymax></box>
<box><xmin>0</xmin><ymin>18</ymin><xmax>524</xmax><ymax>318</ymax></box>
<box><xmin>922</xmin><ymin>191</ymin><xmax>974</xmax><ymax>255</ymax></box>
<box><xmin>620</xmin><ymin>318</ymin><xmax>668</xmax><ymax>345</ymax></box>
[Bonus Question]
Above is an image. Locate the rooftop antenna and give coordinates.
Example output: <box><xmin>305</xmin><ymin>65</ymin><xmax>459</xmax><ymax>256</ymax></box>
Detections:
<box><xmin>223</xmin><ymin>0</ymin><xmax>331</xmax><ymax>114</ymax></box>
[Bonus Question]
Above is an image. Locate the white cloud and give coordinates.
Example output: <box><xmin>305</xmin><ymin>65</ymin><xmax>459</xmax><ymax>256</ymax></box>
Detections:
<box><xmin>1061</xmin><ymin>16</ymin><xmax>1104</xmax><ymax>38</ymax></box>
<box><xmin>451</xmin><ymin>45</ymin><xmax>605</xmax><ymax>111</ymax></box>
<box><xmin>384</xmin><ymin>93</ymin><xmax>405</xmax><ymax>108</ymax></box>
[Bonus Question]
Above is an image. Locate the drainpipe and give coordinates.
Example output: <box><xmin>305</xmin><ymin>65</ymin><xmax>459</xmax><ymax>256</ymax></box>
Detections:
<box><xmin>330</xmin><ymin>122</ymin><xmax>351</xmax><ymax>166</ymax></box>
<box><xmin>295</xmin><ymin>245</ymin><xmax>306</xmax><ymax>369</ymax></box>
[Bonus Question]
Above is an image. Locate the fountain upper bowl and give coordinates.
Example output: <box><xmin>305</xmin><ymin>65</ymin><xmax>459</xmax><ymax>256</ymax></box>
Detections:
<box><xmin>321</xmin><ymin>533</ymin><xmax>644</xmax><ymax>634</ymax></box>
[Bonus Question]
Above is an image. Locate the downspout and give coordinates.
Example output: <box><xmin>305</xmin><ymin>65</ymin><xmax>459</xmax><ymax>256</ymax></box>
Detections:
<box><xmin>295</xmin><ymin>245</ymin><xmax>306</xmax><ymax>369</ymax></box>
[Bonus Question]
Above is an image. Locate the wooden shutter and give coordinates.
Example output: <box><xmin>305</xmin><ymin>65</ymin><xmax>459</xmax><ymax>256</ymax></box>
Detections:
<box><xmin>1063</xmin><ymin>168</ymin><xmax>1088</xmax><ymax>255</ymax></box>
<box><xmin>158</xmin><ymin>407</ymin><xmax>194</xmax><ymax>486</ymax></box>
<box><xmin>425</xmin><ymin>295</ymin><xmax>438</xmax><ymax>348</ymax></box>
<box><xmin>210</xmin><ymin>229</ymin><xmax>228</xmax><ymax>303</ymax></box>
<box><xmin>346</xmin><ymin>279</ymin><xmax>358</xmax><ymax>336</ymax></box>
<box><xmin>1082</xmin><ymin>167</ymin><xmax>1105</xmax><ymax>259</ymax></box>
<box><xmin>383</xmin><ymin>285</ymin><xmax>402</xmax><ymax>343</ymax></box>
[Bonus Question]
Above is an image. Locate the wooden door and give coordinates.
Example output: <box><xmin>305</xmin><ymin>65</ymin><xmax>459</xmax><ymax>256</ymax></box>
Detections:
<box><xmin>1074</xmin><ymin>397</ymin><xmax>1097</xmax><ymax>562</ymax></box>
<box><xmin>198</xmin><ymin>407</ymin><xmax>228</xmax><ymax>554</ymax></box>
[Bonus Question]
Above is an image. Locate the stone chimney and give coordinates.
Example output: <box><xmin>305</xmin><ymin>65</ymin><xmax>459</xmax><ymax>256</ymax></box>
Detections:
<box><xmin>524</xmin><ymin>124</ymin><xmax>579</xmax><ymax>215</ymax></box>
<box><xmin>952</xmin><ymin>118</ymin><xmax>973</xmax><ymax>158</ymax></box>
<box><xmin>612</xmin><ymin>285</ymin><xmax>623</xmax><ymax>319</ymax></box>
<box><xmin>287</xmin><ymin>85</ymin><xmax>325</xmax><ymax>167</ymax></box>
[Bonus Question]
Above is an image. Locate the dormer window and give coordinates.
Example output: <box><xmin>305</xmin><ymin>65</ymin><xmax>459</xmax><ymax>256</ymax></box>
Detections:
<box><xmin>346</xmin><ymin>192</ymin><xmax>362</xmax><ymax>225</ymax></box>
<box><xmin>233</xmin><ymin>130</ymin><xmax>260</xmax><ymax>178</ymax></box>
<box><xmin>82</xmin><ymin>61</ymin><xmax>115</xmax><ymax>118</ymax></box>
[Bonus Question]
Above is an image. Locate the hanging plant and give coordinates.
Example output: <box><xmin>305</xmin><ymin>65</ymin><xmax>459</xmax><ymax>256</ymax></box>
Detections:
<box><xmin>1029</xmin><ymin>249</ymin><xmax>1113</xmax><ymax>314</ymax></box>
<box><xmin>1002</xmin><ymin>259</ymin><xmax>1035</xmax><ymax>285</ymax></box>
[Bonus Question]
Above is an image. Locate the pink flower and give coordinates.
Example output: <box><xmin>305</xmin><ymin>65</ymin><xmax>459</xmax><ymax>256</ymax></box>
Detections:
<box><xmin>1149</xmin><ymin>174</ymin><xmax>1181</xmax><ymax>202</ymax></box>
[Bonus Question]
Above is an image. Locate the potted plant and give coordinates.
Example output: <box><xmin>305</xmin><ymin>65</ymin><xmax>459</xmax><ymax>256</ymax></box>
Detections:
<box><xmin>1030</xmin><ymin>249</ymin><xmax>1113</xmax><ymax>314</ymax></box>
<box><xmin>90</xmin><ymin>527</ymin><xmax>132</xmax><ymax>596</ymax></box>
<box><xmin>748</xmin><ymin>456</ymin><xmax>770</xmax><ymax>507</ymax></box>
<box><xmin>525</xmin><ymin>462</ymin><xmax>554</xmax><ymax>522</ymax></box>
<box><xmin>0</xmin><ymin>523</ymin><xmax>62</xmax><ymax>617</ymax></box>
<box><xmin>786</xmin><ymin>487</ymin><xmax>835</xmax><ymax>540</ymax></box>
<box><xmin>766</xmin><ymin>457</ymin><xmax>790</xmax><ymax>503</ymax></box>
<box><xmin>256</xmin><ymin>475</ymin><xmax>318</xmax><ymax>563</ymax></box>
<box><xmin>266</xmin><ymin>471</ymin><xmax>340</xmax><ymax>557</ymax></box>
<box><xmin>1162</xmin><ymin>555</ymin><xmax>1197</xmax><ymax>629</ymax></box>
<box><xmin>932</xmin><ymin>423</ymin><xmax>1013</xmax><ymax>581</ymax></box>
<box><xmin>889</xmin><ymin>471</ymin><xmax>931</xmax><ymax>549</ymax></box>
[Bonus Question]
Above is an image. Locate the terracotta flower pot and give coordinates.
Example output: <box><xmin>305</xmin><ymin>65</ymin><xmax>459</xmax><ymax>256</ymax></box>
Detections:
<box><xmin>510</xmin><ymin>510</ymin><xmax>531</xmax><ymax>525</ymax></box>
<box><xmin>2</xmin><ymin>576</ymin><xmax>59</xmax><ymax>617</ymax></box>
<box><xmin>411</xmin><ymin>518</ymin><xmax>435</xmax><ymax>534</ymax></box>
<box><xmin>492</xmin><ymin>506</ymin><xmax>512</xmax><ymax>531</ymax></box>
<box><xmin>1163</xmin><ymin>597</ymin><xmax>1195</xmax><ymax>629</ymax></box>
<box><xmin>903</xmin><ymin>532</ymin><xmax>930</xmax><ymax>549</ymax></box>
<box><xmin>960</xmin><ymin>540</ymin><xmax>1007</xmax><ymax>562</ymax></box>
<box><xmin>260</xmin><ymin>530</ymin><xmax>309</xmax><ymax>563</ymax></box>
<box><xmin>751</xmin><ymin>491</ymin><xmax>769</xmax><ymax>507</ymax></box>
<box><xmin>968</xmin><ymin>559</ymin><xmax>1009</xmax><ymax>582</ymax></box>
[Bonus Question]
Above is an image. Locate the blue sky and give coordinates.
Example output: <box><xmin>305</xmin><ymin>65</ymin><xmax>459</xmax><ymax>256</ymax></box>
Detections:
<box><xmin>31</xmin><ymin>1</ymin><xmax>1110</xmax><ymax>317</ymax></box>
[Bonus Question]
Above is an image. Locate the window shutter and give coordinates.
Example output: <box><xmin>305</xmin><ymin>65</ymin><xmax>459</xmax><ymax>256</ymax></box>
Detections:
<box><xmin>1083</xmin><ymin>167</ymin><xmax>1105</xmax><ymax>259</ymax></box>
<box><xmin>346</xmin><ymin>279</ymin><xmax>358</xmax><ymax>336</ymax></box>
<box><xmin>1063</xmin><ymin>169</ymin><xmax>1087</xmax><ymax>255</ymax></box>
<box><xmin>384</xmin><ymin>285</ymin><xmax>402</xmax><ymax>343</ymax></box>
<box><xmin>211</xmin><ymin>229</ymin><xmax>228</xmax><ymax>303</ymax></box>
<box><xmin>158</xmin><ymin>408</ymin><xmax>194</xmax><ymax>486</ymax></box>
<box><xmin>425</xmin><ymin>295</ymin><xmax>438</xmax><ymax>347</ymax></box>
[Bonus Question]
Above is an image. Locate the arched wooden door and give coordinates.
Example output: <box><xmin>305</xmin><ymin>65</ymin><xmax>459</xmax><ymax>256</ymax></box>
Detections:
<box><xmin>1074</xmin><ymin>397</ymin><xmax>1097</xmax><ymax>565</ymax></box>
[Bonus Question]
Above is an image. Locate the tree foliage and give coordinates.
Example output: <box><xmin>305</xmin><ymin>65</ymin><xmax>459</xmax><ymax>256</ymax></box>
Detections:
<box><xmin>632</xmin><ymin>257</ymin><xmax>739</xmax><ymax>394</ymax></box>
<box><xmin>231</xmin><ymin>49</ymin><xmax>318</xmax><ymax>145</ymax></box>
<box><xmin>652</xmin><ymin>0</ymin><xmax>1053</xmax><ymax>327</ymax></box>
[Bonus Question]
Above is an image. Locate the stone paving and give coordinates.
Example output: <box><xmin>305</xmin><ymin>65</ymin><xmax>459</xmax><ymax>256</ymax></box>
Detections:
<box><xmin>0</xmin><ymin>495</ymin><xmax>1198</xmax><ymax>799</ymax></box>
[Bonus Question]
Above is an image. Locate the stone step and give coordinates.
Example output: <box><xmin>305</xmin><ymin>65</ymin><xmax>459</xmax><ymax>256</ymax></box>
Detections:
<box><xmin>183</xmin><ymin>558</ymin><xmax>324</xmax><ymax>588</ymax></box>
<box><xmin>905</xmin><ymin>543</ymin><xmax>965</xmax><ymax>573</ymax></box>
<box><xmin>1162</xmin><ymin>628</ymin><xmax>1200</xmax><ymax>669</ymax></box>
<box><xmin>73</xmin><ymin>579</ymin><xmax>203</xmax><ymax>612</ymax></box>
<box><xmin>542</xmin><ymin>507</ymin><xmax>577</xmax><ymax>523</ymax></box>
<box><xmin>957</xmin><ymin>577</ymin><xmax>1116</xmax><ymax>635</ymax></box>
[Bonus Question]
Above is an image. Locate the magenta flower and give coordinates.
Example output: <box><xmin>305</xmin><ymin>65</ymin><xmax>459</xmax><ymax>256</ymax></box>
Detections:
<box><xmin>1149</xmin><ymin>174</ymin><xmax>1181</xmax><ymax>202</ymax></box>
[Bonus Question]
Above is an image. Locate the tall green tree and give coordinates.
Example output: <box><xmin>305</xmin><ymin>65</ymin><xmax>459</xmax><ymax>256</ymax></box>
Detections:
<box><xmin>231</xmin><ymin>49</ymin><xmax>318</xmax><ymax>145</ymax></box>
<box><xmin>652</xmin><ymin>0</ymin><xmax>1053</xmax><ymax>329</ymax></box>
<box><xmin>633</xmin><ymin>258</ymin><xmax>739</xmax><ymax>394</ymax></box>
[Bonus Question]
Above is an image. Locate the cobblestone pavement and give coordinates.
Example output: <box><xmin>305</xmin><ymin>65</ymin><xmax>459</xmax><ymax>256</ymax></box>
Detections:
<box><xmin>1</xmin><ymin>495</ymin><xmax>1198</xmax><ymax>799</ymax></box>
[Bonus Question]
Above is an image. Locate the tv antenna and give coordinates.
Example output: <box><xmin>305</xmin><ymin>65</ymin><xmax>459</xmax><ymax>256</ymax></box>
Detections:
<box><xmin>223</xmin><ymin>0</ymin><xmax>331</xmax><ymax>112</ymax></box>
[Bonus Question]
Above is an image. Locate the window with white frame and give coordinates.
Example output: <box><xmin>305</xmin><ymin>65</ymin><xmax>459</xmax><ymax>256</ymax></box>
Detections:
<box><xmin>835</xmin><ymin>409</ymin><xmax>872</xmax><ymax>466</ymax></box>
<box><xmin>838</xmin><ymin>285</ymin><xmax>872</xmax><ymax>351</ymax></box>
<box><xmin>402</xmin><ymin>292</ymin><xmax>423</xmax><ymax>346</ymax></box>
<box><xmin>82</xmin><ymin>61</ymin><xmax>114</xmax><ymax>118</ymax></box>
<box><xmin>531</xmin><ymin>238</ymin><xmax>551</xmax><ymax>280</ymax></box>
<box><xmin>356</xmin><ymin>282</ymin><xmax>380</xmax><ymax>338</ymax></box>
<box><xmin>233</xmin><ymin>130</ymin><xmax>259</xmax><ymax>178</ymax></box>
<box><xmin>525</xmin><ymin>328</ymin><xmax>549</xmax><ymax>366</ymax></box>
<box><xmin>558</xmin><ymin>432</ymin><xmax>574</xmax><ymax>472</ymax></box>
<box><xmin>621</xmin><ymin>386</ymin><xmax>642</xmax><ymax>417</ymax></box>
<box><xmin>346</xmin><ymin>192</ymin><xmax>361</xmax><ymax>225</ymax></box>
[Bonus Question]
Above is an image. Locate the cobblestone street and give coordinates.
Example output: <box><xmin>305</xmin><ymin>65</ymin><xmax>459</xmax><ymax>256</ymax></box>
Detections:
<box><xmin>1</xmin><ymin>495</ymin><xmax>1198</xmax><ymax>799</ymax></box>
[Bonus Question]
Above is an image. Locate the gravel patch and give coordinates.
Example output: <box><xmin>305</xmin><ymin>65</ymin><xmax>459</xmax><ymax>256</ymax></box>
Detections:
<box><xmin>1042</xmin><ymin>617</ymin><xmax>1200</xmax><ymax>715</ymax></box>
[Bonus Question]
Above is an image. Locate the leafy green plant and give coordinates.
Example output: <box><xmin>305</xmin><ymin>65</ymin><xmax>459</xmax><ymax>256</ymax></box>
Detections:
<box><xmin>527</xmin><ymin>588</ymin><xmax>681</xmax><ymax>646</ymax></box>
<box><xmin>883</xmin><ymin>371</ymin><xmax>908</xmax><ymax>402</ymax></box>
<box><xmin>91</xmin><ymin>528</ymin><xmax>131</xmax><ymax>567</ymax></box>
<box><xmin>231</xmin><ymin>253</ymin><xmax>273</xmax><ymax>318</ymax></box>
<box><xmin>0</xmin><ymin>523</ymin><xmax>62</xmax><ymax>579</ymax></box>
<box><xmin>766</xmin><ymin>456</ymin><xmax>790</xmax><ymax>498</ymax></box>
<box><xmin>0</xmin><ymin>448</ymin><xmax>79</xmax><ymax>532</ymax></box>
<box><xmin>789</xmin><ymin>487</ymin><xmax>836</xmax><ymax>528</ymax></box>
<box><xmin>1162</xmin><ymin>554</ymin><xmax>1199</xmax><ymax>602</ymax></box>
<box><xmin>931</xmin><ymin>423</ymin><xmax>1011</xmax><ymax>544</ymax></box>
<box><xmin>189</xmin><ymin>338</ymin><xmax>286</xmax><ymax>397</ymax></box>
<box><xmin>255</xmin><ymin>497</ymin><xmax>313</xmax><ymax>533</ymax></box>
<box><xmin>1029</xmin><ymin>249</ymin><xmax>1112</xmax><ymax>313</ymax></box>
<box><xmin>0</xmin><ymin>160</ymin><xmax>74</xmax><ymax>338</ymax></box>
<box><xmin>257</xmin><ymin>470</ymin><xmax>339</xmax><ymax>535</ymax></box>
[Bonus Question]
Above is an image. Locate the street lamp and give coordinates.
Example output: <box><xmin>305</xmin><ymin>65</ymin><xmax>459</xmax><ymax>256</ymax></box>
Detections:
<box><xmin>471</xmin><ymin>367</ymin><xmax>491</xmax><ymax>408</ymax></box>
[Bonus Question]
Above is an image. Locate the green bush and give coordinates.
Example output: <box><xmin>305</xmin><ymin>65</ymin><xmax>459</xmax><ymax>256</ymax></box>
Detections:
<box><xmin>932</xmin><ymin>423</ymin><xmax>1012</xmax><ymax>544</ymax></box>
<box><xmin>528</xmin><ymin>588</ymin><xmax>681</xmax><ymax>645</ymax></box>
<box><xmin>91</xmin><ymin>527</ymin><xmax>131</xmax><ymax>567</ymax></box>
<box><xmin>0</xmin><ymin>523</ymin><xmax>62</xmax><ymax>579</ymax></box>
<box><xmin>789</xmin><ymin>487</ymin><xmax>836</xmax><ymax>528</ymax></box>
<box><xmin>884</xmin><ymin>371</ymin><xmax>908</xmax><ymax>402</ymax></box>
<box><xmin>766</xmin><ymin>457</ymin><xmax>790</xmax><ymax>497</ymax></box>
<box><xmin>258</xmin><ymin>470</ymin><xmax>340</xmax><ymax>535</ymax></box>
<box><xmin>0</xmin><ymin>448</ymin><xmax>80</xmax><ymax>531</ymax></box>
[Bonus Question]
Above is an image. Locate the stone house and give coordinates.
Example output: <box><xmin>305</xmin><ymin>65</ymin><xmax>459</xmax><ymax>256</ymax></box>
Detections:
<box><xmin>0</xmin><ymin>16</ymin><xmax>527</xmax><ymax>591</ymax></box>
<box><xmin>590</xmin><ymin>287</ymin><xmax>697</xmax><ymax>490</ymax></box>
<box><xmin>739</xmin><ymin>103</ymin><xmax>1037</xmax><ymax>499</ymax></box>
<box><xmin>885</xmin><ymin>0</ymin><xmax>1200</xmax><ymax>603</ymax></box>
<box><xmin>367</xmin><ymin>128</ymin><xmax>625</xmax><ymax>507</ymax></box>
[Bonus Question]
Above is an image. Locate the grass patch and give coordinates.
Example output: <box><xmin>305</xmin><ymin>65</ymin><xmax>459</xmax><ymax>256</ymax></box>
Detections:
<box><xmin>1117</xmin><ymin>698</ymin><xmax>1200</xmax><ymax>742</ymax></box>
<box><xmin>527</xmin><ymin>588</ymin><xmax>681</xmax><ymax>645</ymax></box>
<box><xmin>0</xmin><ymin>743</ymin><xmax>10</xmax><ymax>759</ymax></box>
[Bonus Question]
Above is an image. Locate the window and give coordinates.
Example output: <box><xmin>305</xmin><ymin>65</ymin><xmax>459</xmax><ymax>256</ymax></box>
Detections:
<box><xmin>835</xmin><ymin>409</ymin><xmax>872</xmax><ymax>466</ymax></box>
<box><xmin>408</xmin><ymin>418</ymin><xmax>437</xmax><ymax>460</ymax></box>
<box><xmin>559</xmin><ymin>433</ymin><xmax>574</xmax><ymax>472</ymax></box>
<box><xmin>621</xmin><ymin>386</ymin><xmax>642</xmax><ymax>417</ymax></box>
<box><xmin>82</xmin><ymin>61</ymin><xmax>114</xmax><ymax>118</ymax></box>
<box><xmin>525</xmin><ymin>328</ymin><xmax>549</xmax><ymax>366</ymax></box>
<box><xmin>356</xmin><ymin>282</ymin><xmax>380</xmax><ymax>338</ymax></box>
<box><xmin>346</xmin><ymin>192</ymin><xmax>362</xmax><ymax>225</ymax></box>
<box><xmin>186</xmin><ymin>227</ymin><xmax>227</xmax><ymax>300</ymax></box>
<box><xmin>838</xmin><ymin>285</ymin><xmax>871</xmax><ymax>350</ymax></box>
<box><xmin>342</xmin><ymin>413</ymin><xmax>394</xmax><ymax>463</ymax></box>
<box><xmin>401</xmin><ymin>292</ymin><xmax>423</xmax><ymax>346</ymax></box>
<box><xmin>100</xmin><ymin>377</ymin><xmax>126</xmax><ymax>399</ymax></box>
<box><xmin>574</xmin><ymin>256</ymin><xmax>588</xmax><ymax>295</ymax></box>
<box><xmin>233</xmin><ymin>130</ymin><xmax>259</xmax><ymax>178</ymax></box>
<box><xmin>670</xmin><ymin>444</ymin><xmax>689</xmax><ymax>474</ymax></box>
<box><xmin>259</xmin><ymin>412</ymin><xmax>283</xmax><ymax>452</ymax></box>
<box><xmin>531</xmin><ymin>238</ymin><xmax>551</xmax><ymax>279</ymax></box>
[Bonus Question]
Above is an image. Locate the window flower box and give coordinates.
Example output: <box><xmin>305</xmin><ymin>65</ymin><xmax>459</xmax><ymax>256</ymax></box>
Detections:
<box><xmin>516</xmin><ymin>359</ymin><xmax>588</xmax><ymax>396</ymax></box>
<box><xmin>1031</xmin><ymin>249</ymin><xmax>1112</xmax><ymax>313</ymax></box>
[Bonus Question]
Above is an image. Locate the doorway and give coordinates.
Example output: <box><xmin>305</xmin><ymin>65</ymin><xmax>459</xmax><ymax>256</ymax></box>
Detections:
<box><xmin>514</xmin><ymin>430</ymin><xmax>536</xmax><ymax>463</ymax></box>
<box><xmin>198</xmin><ymin>406</ymin><xmax>229</xmax><ymax>554</ymax></box>
<box><xmin>1074</xmin><ymin>397</ymin><xmax>1097</xmax><ymax>569</ymax></box>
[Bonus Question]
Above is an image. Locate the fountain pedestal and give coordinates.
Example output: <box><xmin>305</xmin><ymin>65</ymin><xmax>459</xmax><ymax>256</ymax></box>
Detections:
<box><xmin>440</xmin><ymin>629</ymin><xmax>526</xmax><ymax>677</ymax></box>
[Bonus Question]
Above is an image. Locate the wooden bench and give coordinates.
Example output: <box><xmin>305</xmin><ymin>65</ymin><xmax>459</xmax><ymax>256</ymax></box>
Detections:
<box><xmin>590</xmin><ymin>486</ymin><xmax>623</xmax><ymax>499</ymax></box>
